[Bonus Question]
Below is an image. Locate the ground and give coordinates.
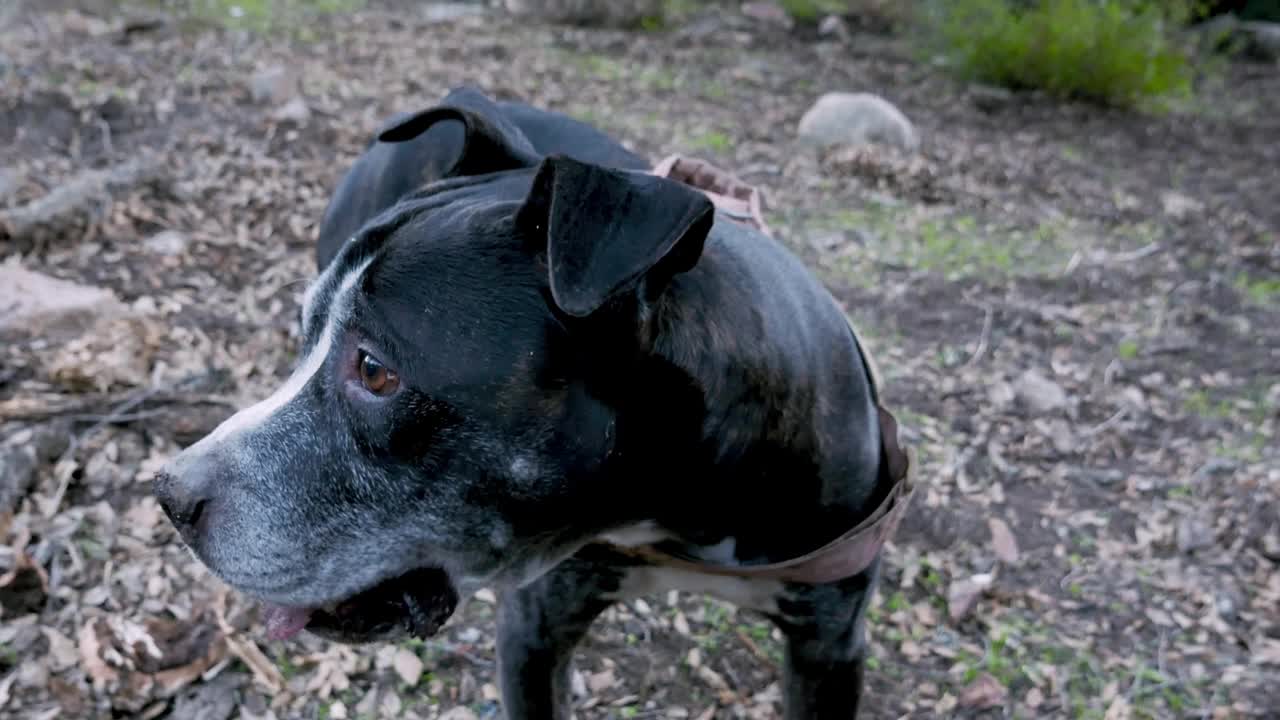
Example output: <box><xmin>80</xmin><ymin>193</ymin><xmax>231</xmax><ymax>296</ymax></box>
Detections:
<box><xmin>0</xmin><ymin>2</ymin><xmax>1277</xmax><ymax>719</ymax></box>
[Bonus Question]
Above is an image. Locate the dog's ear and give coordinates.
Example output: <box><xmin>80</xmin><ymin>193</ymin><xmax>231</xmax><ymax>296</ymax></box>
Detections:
<box><xmin>377</xmin><ymin>87</ymin><xmax>540</xmax><ymax>177</ymax></box>
<box><xmin>517</xmin><ymin>155</ymin><xmax>715</xmax><ymax>318</ymax></box>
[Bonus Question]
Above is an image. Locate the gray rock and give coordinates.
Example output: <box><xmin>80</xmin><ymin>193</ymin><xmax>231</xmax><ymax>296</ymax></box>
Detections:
<box><xmin>143</xmin><ymin>229</ymin><xmax>189</xmax><ymax>256</ymax></box>
<box><xmin>249</xmin><ymin>65</ymin><xmax>297</xmax><ymax>105</ymax></box>
<box><xmin>0</xmin><ymin>424</ymin><xmax>70</xmax><ymax>515</ymax></box>
<box><xmin>1242</xmin><ymin>21</ymin><xmax>1280</xmax><ymax>60</ymax></box>
<box><xmin>818</xmin><ymin>14</ymin><xmax>851</xmax><ymax>41</ymax></box>
<box><xmin>797</xmin><ymin>92</ymin><xmax>919</xmax><ymax>153</ymax></box>
<box><xmin>1014</xmin><ymin>369</ymin><xmax>1068</xmax><ymax>414</ymax></box>
<box><xmin>271</xmin><ymin>96</ymin><xmax>312</xmax><ymax>124</ymax></box>
<box><xmin>0</xmin><ymin>263</ymin><xmax>128</xmax><ymax>339</ymax></box>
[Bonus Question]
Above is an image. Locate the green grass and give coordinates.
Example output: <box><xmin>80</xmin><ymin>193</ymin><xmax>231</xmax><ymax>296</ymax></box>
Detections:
<box><xmin>914</xmin><ymin>0</ymin><xmax>1203</xmax><ymax>109</ymax></box>
<box><xmin>780</xmin><ymin>0</ymin><xmax>849</xmax><ymax>21</ymax></box>
<box><xmin>1235</xmin><ymin>272</ymin><xmax>1280</xmax><ymax>306</ymax></box>
<box><xmin>807</xmin><ymin>203</ymin><xmax>1083</xmax><ymax>283</ymax></box>
<box><xmin>140</xmin><ymin>0</ymin><xmax>365</xmax><ymax>35</ymax></box>
<box><xmin>952</xmin><ymin>615</ymin><xmax>1212</xmax><ymax>718</ymax></box>
<box><xmin>688</xmin><ymin>129</ymin><xmax>733</xmax><ymax>154</ymax></box>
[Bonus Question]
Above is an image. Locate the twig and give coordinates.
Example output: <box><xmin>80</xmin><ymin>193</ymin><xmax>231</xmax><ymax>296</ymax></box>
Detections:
<box><xmin>97</xmin><ymin>117</ymin><xmax>114</xmax><ymax>158</ymax></box>
<box><xmin>42</xmin><ymin>373</ymin><xmax>218</xmax><ymax>519</ymax></box>
<box><xmin>0</xmin><ymin>154</ymin><xmax>163</xmax><ymax>239</ymax></box>
<box><xmin>427</xmin><ymin>640</ymin><xmax>493</xmax><ymax>668</ymax></box>
<box><xmin>1080</xmin><ymin>406</ymin><xmax>1129</xmax><ymax>439</ymax></box>
<box><xmin>961</xmin><ymin>304</ymin><xmax>994</xmax><ymax>369</ymax></box>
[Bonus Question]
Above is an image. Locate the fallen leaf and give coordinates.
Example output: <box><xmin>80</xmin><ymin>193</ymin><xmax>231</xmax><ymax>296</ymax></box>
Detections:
<box><xmin>42</xmin><ymin>627</ymin><xmax>80</xmax><ymax>672</ymax></box>
<box><xmin>989</xmin><ymin>517</ymin><xmax>1020</xmax><ymax>564</ymax></box>
<box><xmin>78</xmin><ymin>619</ymin><xmax>121</xmax><ymax>688</ymax></box>
<box><xmin>948</xmin><ymin>572</ymin><xmax>995</xmax><ymax>622</ymax></box>
<box><xmin>587</xmin><ymin>669</ymin><xmax>616</xmax><ymax>693</ymax></box>
<box><xmin>391</xmin><ymin>648</ymin><xmax>423</xmax><ymax>687</ymax></box>
<box><xmin>1017</xmin><ymin>687</ymin><xmax>1043</xmax><ymax>711</ymax></box>
<box><xmin>1253</xmin><ymin>638</ymin><xmax>1280</xmax><ymax>666</ymax></box>
<box><xmin>960</xmin><ymin>672</ymin><xmax>1008</xmax><ymax>709</ymax></box>
<box><xmin>1104</xmin><ymin>696</ymin><xmax>1132</xmax><ymax>720</ymax></box>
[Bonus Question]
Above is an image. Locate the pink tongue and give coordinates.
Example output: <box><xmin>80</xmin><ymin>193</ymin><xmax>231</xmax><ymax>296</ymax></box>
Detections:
<box><xmin>260</xmin><ymin>604</ymin><xmax>314</xmax><ymax>641</ymax></box>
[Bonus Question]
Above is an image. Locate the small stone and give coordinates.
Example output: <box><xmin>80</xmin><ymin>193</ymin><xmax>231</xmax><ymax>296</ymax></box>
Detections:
<box><xmin>1176</xmin><ymin>513</ymin><xmax>1215</xmax><ymax>554</ymax></box>
<box><xmin>988</xmin><ymin>380</ymin><xmax>1017</xmax><ymax>410</ymax></box>
<box><xmin>970</xmin><ymin>84</ymin><xmax>1015</xmax><ymax>113</ymax></box>
<box><xmin>798</xmin><ymin>92</ymin><xmax>918</xmax><ymax>153</ymax></box>
<box><xmin>143</xmin><ymin>230</ymin><xmax>189</xmax><ymax>256</ymax></box>
<box><xmin>272</xmin><ymin>97</ymin><xmax>311</xmax><ymax>124</ymax></box>
<box><xmin>249</xmin><ymin>65</ymin><xmax>297</xmax><ymax>105</ymax></box>
<box><xmin>1241</xmin><ymin>21</ymin><xmax>1280</xmax><ymax>61</ymax></box>
<box><xmin>1160</xmin><ymin>191</ymin><xmax>1202</xmax><ymax>222</ymax></box>
<box><xmin>818</xmin><ymin>14</ymin><xmax>850</xmax><ymax>41</ymax></box>
<box><xmin>330</xmin><ymin>702</ymin><xmax>348</xmax><ymax>720</ymax></box>
<box><xmin>1014</xmin><ymin>369</ymin><xmax>1068</xmax><ymax>414</ymax></box>
<box><xmin>439</xmin><ymin>708</ymin><xmax>479</xmax><ymax>720</ymax></box>
<box><xmin>0</xmin><ymin>263</ymin><xmax>128</xmax><ymax>339</ymax></box>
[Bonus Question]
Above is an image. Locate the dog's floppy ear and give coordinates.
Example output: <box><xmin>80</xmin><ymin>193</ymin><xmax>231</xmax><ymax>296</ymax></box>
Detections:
<box><xmin>518</xmin><ymin>155</ymin><xmax>715</xmax><ymax>318</ymax></box>
<box><xmin>377</xmin><ymin>87</ymin><xmax>540</xmax><ymax>177</ymax></box>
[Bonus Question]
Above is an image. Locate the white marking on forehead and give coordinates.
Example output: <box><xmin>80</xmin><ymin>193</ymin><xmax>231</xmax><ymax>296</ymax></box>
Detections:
<box><xmin>202</xmin><ymin>257</ymin><xmax>373</xmax><ymax>446</ymax></box>
<box><xmin>300</xmin><ymin>237</ymin><xmax>356</xmax><ymax>331</ymax></box>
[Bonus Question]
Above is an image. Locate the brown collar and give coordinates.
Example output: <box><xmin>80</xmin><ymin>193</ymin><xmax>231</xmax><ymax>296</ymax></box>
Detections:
<box><xmin>607</xmin><ymin>403</ymin><xmax>915</xmax><ymax>585</ymax></box>
<box><xmin>649</xmin><ymin>154</ymin><xmax>774</xmax><ymax>238</ymax></box>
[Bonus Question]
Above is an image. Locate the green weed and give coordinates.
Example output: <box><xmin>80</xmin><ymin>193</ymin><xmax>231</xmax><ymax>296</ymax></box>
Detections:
<box><xmin>1235</xmin><ymin>273</ymin><xmax>1280</xmax><ymax>306</ymax></box>
<box><xmin>914</xmin><ymin>0</ymin><xmax>1204</xmax><ymax>109</ymax></box>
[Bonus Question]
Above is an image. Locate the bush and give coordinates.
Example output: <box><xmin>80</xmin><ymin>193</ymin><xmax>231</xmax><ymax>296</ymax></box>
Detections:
<box><xmin>916</xmin><ymin>0</ymin><xmax>1203</xmax><ymax>108</ymax></box>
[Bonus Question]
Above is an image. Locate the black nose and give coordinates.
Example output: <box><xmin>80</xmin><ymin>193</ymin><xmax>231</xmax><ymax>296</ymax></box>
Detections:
<box><xmin>154</xmin><ymin>454</ymin><xmax>221</xmax><ymax>542</ymax></box>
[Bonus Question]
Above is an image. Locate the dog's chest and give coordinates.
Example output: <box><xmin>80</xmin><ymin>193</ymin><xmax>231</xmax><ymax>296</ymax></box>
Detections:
<box><xmin>598</xmin><ymin>524</ymin><xmax>783</xmax><ymax>614</ymax></box>
<box><xmin>606</xmin><ymin>564</ymin><xmax>783</xmax><ymax>615</ymax></box>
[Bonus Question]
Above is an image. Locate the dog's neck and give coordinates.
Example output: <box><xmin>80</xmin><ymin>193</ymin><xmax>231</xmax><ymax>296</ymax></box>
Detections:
<box><xmin>595</xmin><ymin>231</ymin><xmax>887</xmax><ymax>567</ymax></box>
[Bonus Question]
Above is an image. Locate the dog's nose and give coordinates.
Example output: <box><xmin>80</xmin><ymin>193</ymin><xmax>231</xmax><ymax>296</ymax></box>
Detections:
<box><xmin>154</xmin><ymin>453</ymin><xmax>222</xmax><ymax>541</ymax></box>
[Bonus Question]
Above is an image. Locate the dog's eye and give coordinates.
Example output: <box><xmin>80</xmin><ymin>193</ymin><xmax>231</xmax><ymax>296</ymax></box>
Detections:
<box><xmin>358</xmin><ymin>351</ymin><xmax>399</xmax><ymax>396</ymax></box>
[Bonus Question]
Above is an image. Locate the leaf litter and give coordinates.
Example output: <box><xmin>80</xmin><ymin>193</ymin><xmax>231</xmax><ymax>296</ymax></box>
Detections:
<box><xmin>0</xmin><ymin>1</ymin><xmax>1277</xmax><ymax>719</ymax></box>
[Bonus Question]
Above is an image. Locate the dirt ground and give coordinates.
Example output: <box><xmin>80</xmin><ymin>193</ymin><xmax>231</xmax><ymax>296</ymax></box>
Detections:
<box><xmin>1</xmin><ymin>2</ymin><xmax>1277</xmax><ymax>719</ymax></box>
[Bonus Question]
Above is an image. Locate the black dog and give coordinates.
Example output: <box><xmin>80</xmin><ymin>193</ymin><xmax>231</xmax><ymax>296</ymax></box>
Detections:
<box><xmin>155</xmin><ymin>86</ymin><xmax>913</xmax><ymax>719</ymax></box>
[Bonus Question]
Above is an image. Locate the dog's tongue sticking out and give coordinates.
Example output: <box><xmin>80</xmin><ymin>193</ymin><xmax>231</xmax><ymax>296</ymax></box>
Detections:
<box><xmin>261</xmin><ymin>604</ymin><xmax>314</xmax><ymax>641</ymax></box>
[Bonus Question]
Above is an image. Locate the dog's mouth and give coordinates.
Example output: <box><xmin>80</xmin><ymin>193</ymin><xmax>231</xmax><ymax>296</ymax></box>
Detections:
<box><xmin>259</xmin><ymin>567</ymin><xmax>459</xmax><ymax>644</ymax></box>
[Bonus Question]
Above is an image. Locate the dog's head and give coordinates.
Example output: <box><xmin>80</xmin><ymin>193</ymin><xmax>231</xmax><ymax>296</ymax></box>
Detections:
<box><xmin>154</xmin><ymin>102</ymin><xmax>715</xmax><ymax>644</ymax></box>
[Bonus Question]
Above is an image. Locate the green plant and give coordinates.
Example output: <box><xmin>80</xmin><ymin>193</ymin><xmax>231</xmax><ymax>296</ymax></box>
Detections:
<box><xmin>915</xmin><ymin>0</ymin><xmax>1204</xmax><ymax>108</ymax></box>
<box><xmin>779</xmin><ymin>0</ymin><xmax>848</xmax><ymax>22</ymax></box>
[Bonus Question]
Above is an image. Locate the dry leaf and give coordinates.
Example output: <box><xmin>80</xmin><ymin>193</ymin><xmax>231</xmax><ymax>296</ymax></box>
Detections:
<box><xmin>948</xmin><ymin>572</ymin><xmax>995</xmax><ymax>622</ymax></box>
<box><xmin>391</xmin><ymin>648</ymin><xmax>424</xmax><ymax>686</ymax></box>
<box><xmin>587</xmin><ymin>669</ymin><xmax>617</xmax><ymax>693</ymax></box>
<box><xmin>988</xmin><ymin>518</ymin><xmax>1020</xmax><ymax>564</ymax></box>
<box><xmin>78</xmin><ymin>619</ymin><xmax>121</xmax><ymax>688</ymax></box>
<box><xmin>1254</xmin><ymin>638</ymin><xmax>1280</xmax><ymax>666</ymax></box>
<box><xmin>42</xmin><ymin>627</ymin><xmax>80</xmax><ymax>672</ymax></box>
<box><xmin>959</xmin><ymin>672</ymin><xmax>1008</xmax><ymax>709</ymax></box>
<box><xmin>1104</xmin><ymin>696</ymin><xmax>1132</xmax><ymax>720</ymax></box>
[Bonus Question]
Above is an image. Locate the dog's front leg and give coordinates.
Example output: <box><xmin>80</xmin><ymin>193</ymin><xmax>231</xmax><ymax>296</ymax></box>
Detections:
<box><xmin>496</xmin><ymin>553</ymin><xmax>619</xmax><ymax>720</ymax></box>
<box><xmin>774</xmin><ymin>561</ymin><xmax>881</xmax><ymax>719</ymax></box>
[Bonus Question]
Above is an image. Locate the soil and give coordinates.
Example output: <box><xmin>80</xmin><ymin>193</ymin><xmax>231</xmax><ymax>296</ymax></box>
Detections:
<box><xmin>0</xmin><ymin>2</ymin><xmax>1277</xmax><ymax>719</ymax></box>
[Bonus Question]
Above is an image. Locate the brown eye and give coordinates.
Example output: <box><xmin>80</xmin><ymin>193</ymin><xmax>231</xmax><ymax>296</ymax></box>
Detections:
<box><xmin>358</xmin><ymin>351</ymin><xmax>399</xmax><ymax>396</ymax></box>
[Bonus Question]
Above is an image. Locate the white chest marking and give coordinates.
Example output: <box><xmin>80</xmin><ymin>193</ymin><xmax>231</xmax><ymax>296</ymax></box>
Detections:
<box><xmin>608</xmin><ymin>565</ymin><xmax>783</xmax><ymax>614</ymax></box>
